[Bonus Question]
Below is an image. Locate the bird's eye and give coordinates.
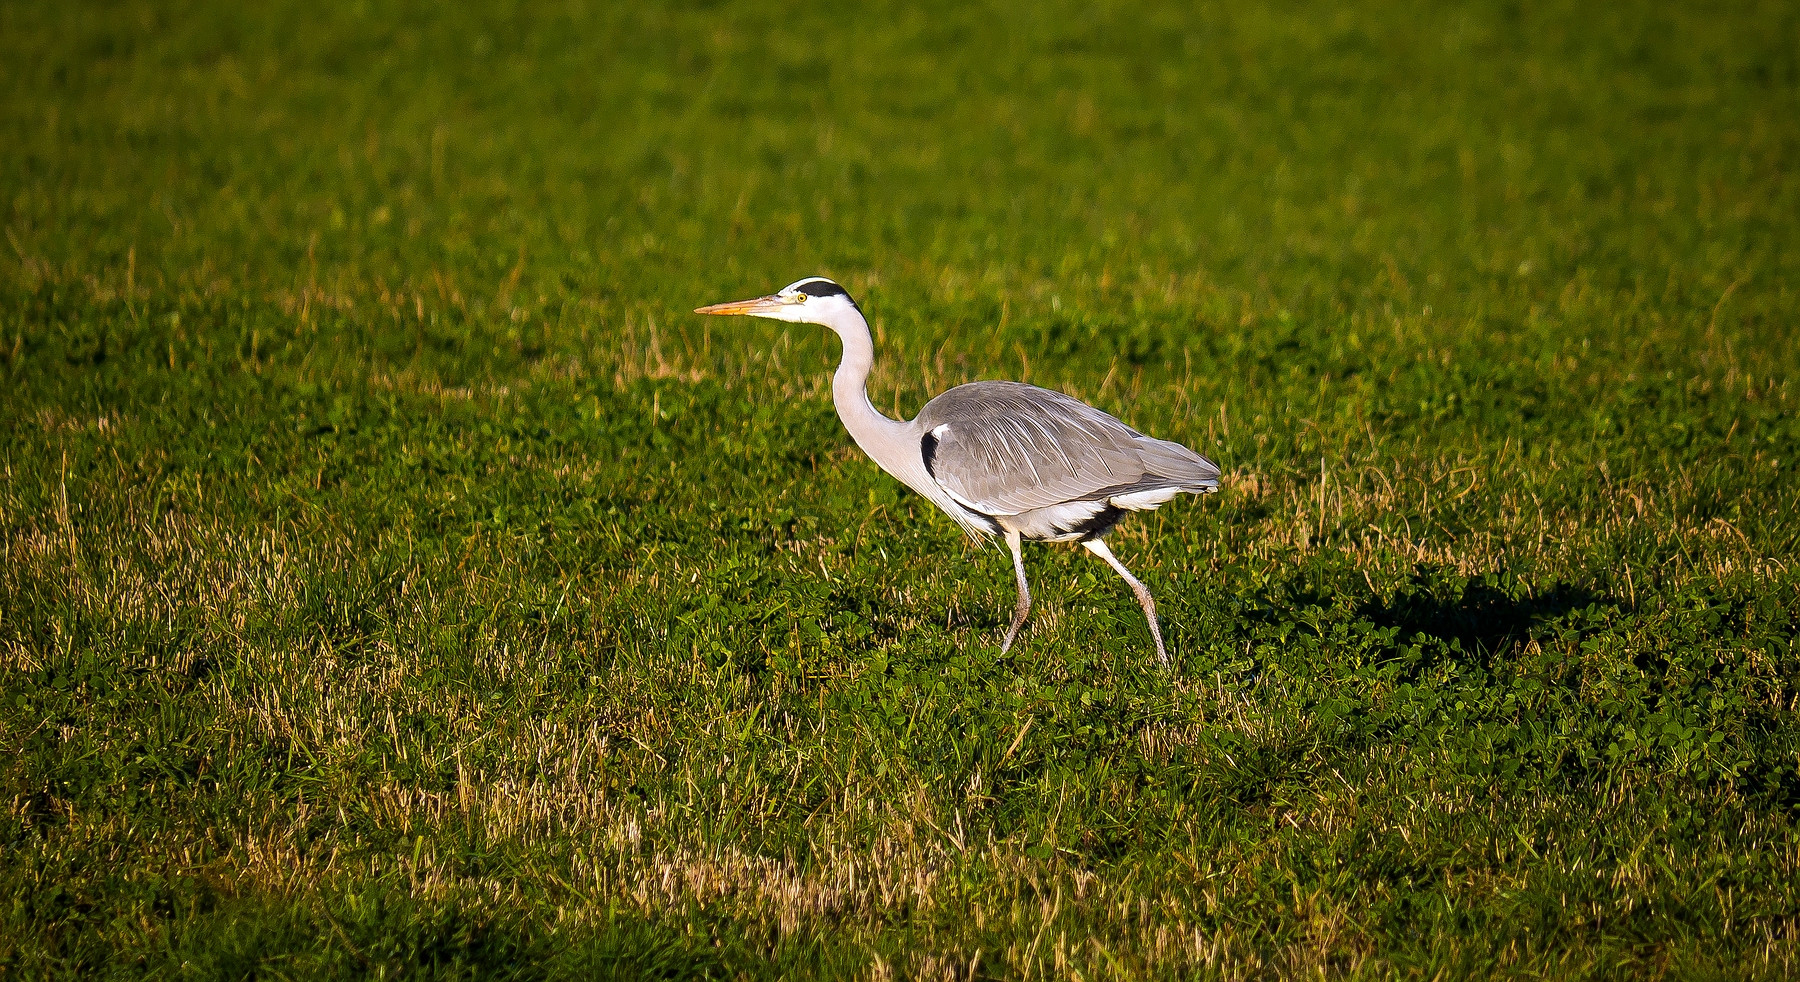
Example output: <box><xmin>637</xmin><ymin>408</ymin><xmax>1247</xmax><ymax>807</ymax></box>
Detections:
<box><xmin>794</xmin><ymin>293</ymin><xmax>808</xmax><ymax>303</ymax></box>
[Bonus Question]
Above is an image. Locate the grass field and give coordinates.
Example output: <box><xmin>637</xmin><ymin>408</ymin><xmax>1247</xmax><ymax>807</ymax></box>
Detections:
<box><xmin>3</xmin><ymin>0</ymin><xmax>1798</xmax><ymax>976</ymax></box>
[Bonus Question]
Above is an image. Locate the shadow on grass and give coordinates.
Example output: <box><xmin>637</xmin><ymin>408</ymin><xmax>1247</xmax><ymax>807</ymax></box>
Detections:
<box><xmin>1357</xmin><ymin>572</ymin><xmax>1609</xmax><ymax>664</ymax></box>
<box><xmin>132</xmin><ymin>889</ymin><xmax>815</xmax><ymax>981</ymax></box>
<box><xmin>1219</xmin><ymin>565</ymin><xmax>1614</xmax><ymax>675</ymax></box>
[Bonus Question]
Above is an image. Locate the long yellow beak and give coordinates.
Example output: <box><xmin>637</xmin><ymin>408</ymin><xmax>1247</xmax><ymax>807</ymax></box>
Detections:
<box><xmin>694</xmin><ymin>294</ymin><xmax>794</xmax><ymax>316</ymax></box>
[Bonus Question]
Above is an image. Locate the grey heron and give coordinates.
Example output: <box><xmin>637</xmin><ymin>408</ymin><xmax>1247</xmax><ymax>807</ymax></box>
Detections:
<box><xmin>696</xmin><ymin>277</ymin><xmax>1220</xmax><ymax>666</ymax></box>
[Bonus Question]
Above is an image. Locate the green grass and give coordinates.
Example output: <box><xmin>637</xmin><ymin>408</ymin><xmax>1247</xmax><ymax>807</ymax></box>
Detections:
<box><xmin>3</xmin><ymin>0</ymin><xmax>1798</xmax><ymax>976</ymax></box>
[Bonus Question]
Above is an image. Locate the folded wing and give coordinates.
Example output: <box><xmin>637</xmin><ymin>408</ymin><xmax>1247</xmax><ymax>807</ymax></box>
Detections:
<box><xmin>916</xmin><ymin>381</ymin><xmax>1219</xmax><ymax>520</ymax></box>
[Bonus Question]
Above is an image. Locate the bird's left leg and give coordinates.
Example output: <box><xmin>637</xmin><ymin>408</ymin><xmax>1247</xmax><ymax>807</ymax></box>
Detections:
<box><xmin>1081</xmin><ymin>538</ymin><xmax>1168</xmax><ymax>667</ymax></box>
<box><xmin>1000</xmin><ymin>529</ymin><xmax>1032</xmax><ymax>654</ymax></box>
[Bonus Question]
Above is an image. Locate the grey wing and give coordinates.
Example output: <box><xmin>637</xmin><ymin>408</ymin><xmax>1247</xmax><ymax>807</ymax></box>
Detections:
<box><xmin>915</xmin><ymin>380</ymin><xmax>1220</xmax><ymax>517</ymax></box>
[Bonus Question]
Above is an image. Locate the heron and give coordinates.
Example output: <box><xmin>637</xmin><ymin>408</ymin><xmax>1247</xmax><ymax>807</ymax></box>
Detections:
<box><xmin>696</xmin><ymin>277</ymin><xmax>1220</xmax><ymax>666</ymax></box>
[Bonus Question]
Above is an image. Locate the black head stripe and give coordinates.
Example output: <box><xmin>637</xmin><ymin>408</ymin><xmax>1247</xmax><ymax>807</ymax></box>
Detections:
<box><xmin>796</xmin><ymin>278</ymin><xmax>852</xmax><ymax>300</ymax></box>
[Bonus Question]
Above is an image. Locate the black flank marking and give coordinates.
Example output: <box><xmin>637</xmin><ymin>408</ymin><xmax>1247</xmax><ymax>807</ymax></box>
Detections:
<box><xmin>1067</xmin><ymin>505</ymin><xmax>1126</xmax><ymax>541</ymax></box>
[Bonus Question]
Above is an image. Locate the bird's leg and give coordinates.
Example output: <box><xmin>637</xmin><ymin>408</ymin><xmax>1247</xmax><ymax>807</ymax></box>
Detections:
<box><xmin>1000</xmin><ymin>529</ymin><xmax>1032</xmax><ymax>654</ymax></box>
<box><xmin>1081</xmin><ymin>538</ymin><xmax>1168</xmax><ymax>668</ymax></box>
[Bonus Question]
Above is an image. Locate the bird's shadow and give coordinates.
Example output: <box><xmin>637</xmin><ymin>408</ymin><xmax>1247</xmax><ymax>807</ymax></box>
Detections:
<box><xmin>1355</xmin><ymin>572</ymin><xmax>1607</xmax><ymax>666</ymax></box>
<box><xmin>1205</xmin><ymin>566</ymin><xmax>1614</xmax><ymax>686</ymax></box>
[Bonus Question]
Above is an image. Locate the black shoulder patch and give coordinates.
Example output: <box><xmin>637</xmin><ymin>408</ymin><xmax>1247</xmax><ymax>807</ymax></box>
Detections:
<box><xmin>796</xmin><ymin>278</ymin><xmax>852</xmax><ymax>299</ymax></box>
<box><xmin>920</xmin><ymin>430</ymin><xmax>940</xmax><ymax>477</ymax></box>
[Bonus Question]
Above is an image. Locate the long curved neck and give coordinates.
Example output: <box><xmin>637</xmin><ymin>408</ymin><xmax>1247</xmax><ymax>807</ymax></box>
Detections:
<box><xmin>821</xmin><ymin>307</ymin><xmax>925</xmax><ymax>485</ymax></box>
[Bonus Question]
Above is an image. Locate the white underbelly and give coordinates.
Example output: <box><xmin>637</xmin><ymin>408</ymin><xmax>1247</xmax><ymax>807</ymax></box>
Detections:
<box><xmin>994</xmin><ymin>487</ymin><xmax>1189</xmax><ymax>542</ymax></box>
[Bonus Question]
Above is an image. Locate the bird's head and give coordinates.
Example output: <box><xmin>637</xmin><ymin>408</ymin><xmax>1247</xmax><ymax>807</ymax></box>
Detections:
<box><xmin>694</xmin><ymin>276</ymin><xmax>862</xmax><ymax>326</ymax></box>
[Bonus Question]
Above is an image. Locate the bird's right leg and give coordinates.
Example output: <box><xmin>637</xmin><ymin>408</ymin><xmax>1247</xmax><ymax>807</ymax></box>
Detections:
<box><xmin>1082</xmin><ymin>537</ymin><xmax>1168</xmax><ymax>668</ymax></box>
<box><xmin>1000</xmin><ymin>529</ymin><xmax>1032</xmax><ymax>654</ymax></box>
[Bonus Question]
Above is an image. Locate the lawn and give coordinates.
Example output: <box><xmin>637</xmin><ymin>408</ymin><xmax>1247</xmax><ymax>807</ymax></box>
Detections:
<box><xmin>2</xmin><ymin>0</ymin><xmax>1797</xmax><ymax>976</ymax></box>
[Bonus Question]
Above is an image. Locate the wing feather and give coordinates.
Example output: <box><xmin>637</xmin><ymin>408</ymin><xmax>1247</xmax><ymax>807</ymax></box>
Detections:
<box><xmin>915</xmin><ymin>381</ymin><xmax>1220</xmax><ymax>518</ymax></box>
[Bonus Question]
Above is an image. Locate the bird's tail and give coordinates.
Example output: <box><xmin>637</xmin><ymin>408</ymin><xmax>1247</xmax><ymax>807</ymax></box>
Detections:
<box><xmin>1135</xmin><ymin>436</ymin><xmax>1221</xmax><ymax>491</ymax></box>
